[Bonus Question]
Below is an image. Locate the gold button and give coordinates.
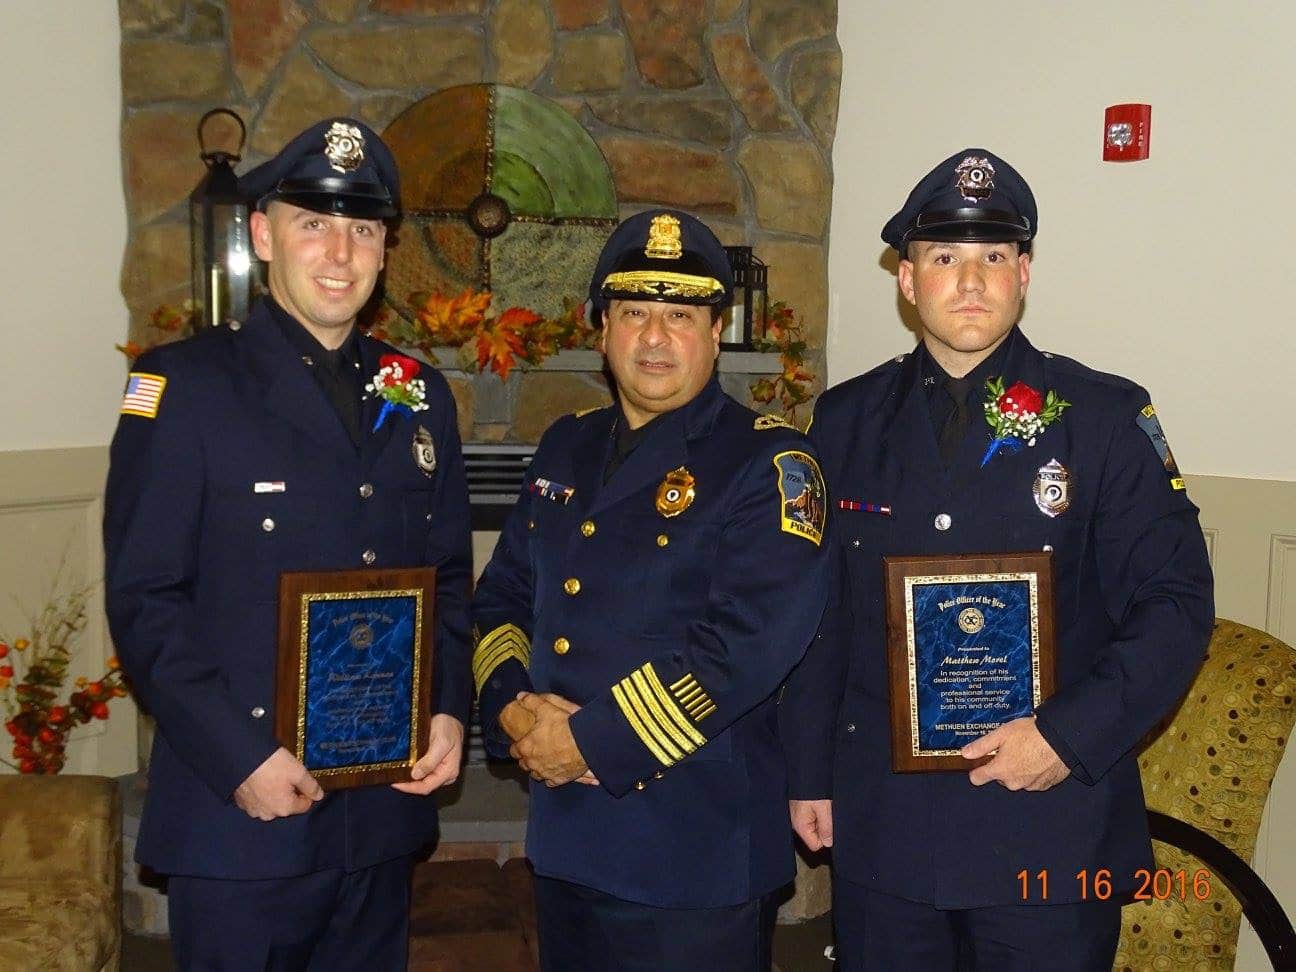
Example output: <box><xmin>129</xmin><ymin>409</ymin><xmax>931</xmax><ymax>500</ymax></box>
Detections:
<box><xmin>553</xmin><ymin>637</ymin><xmax>570</xmax><ymax>655</ymax></box>
<box><xmin>653</xmin><ymin>771</ymin><xmax>664</xmax><ymax>780</ymax></box>
<box><xmin>635</xmin><ymin>781</ymin><xmax>646</xmax><ymax>791</ymax></box>
<box><xmin>656</xmin><ymin>534</ymin><xmax>669</xmax><ymax>547</ymax></box>
<box><xmin>580</xmin><ymin>520</ymin><xmax>596</xmax><ymax>537</ymax></box>
<box><xmin>528</xmin><ymin>520</ymin><xmax>536</xmax><ymax>530</ymax></box>
<box><xmin>563</xmin><ymin>578</ymin><xmax>581</xmax><ymax>596</ymax></box>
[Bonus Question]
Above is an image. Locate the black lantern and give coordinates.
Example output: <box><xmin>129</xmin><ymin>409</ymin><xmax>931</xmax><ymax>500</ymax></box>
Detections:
<box><xmin>720</xmin><ymin>246</ymin><xmax>768</xmax><ymax>351</ymax></box>
<box><xmin>190</xmin><ymin>108</ymin><xmax>256</xmax><ymax>330</ymax></box>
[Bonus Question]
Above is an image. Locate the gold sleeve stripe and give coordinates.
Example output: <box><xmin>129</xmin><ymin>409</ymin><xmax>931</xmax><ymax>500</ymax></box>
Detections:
<box><xmin>639</xmin><ymin>664</ymin><xmax>707</xmax><ymax>746</ymax></box>
<box><xmin>669</xmin><ymin>673</ymin><xmax>716</xmax><ymax>723</ymax></box>
<box><xmin>613</xmin><ymin>681</ymin><xmax>682</xmax><ymax>767</ymax></box>
<box><xmin>472</xmin><ymin>622</ymin><xmax>531</xmax><ymax>694</ymax></box>
<box><xmin>631</xmin><ymin>669</ymin><xmax>703</xmax><ymax>753</ymax></box>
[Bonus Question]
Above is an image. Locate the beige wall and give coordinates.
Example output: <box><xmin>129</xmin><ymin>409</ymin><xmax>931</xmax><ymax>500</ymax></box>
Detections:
<box><xmin>831</xmin><ymin>0</ymin><xmax>1296</xmax><ymax>482</ymax></box>
<box><xmin>832</xmin><ymin>6</ymin><xmax>1296</xmax><ymax>966</ymax></box>
<box><xmin>0</xmin><ymin>3</ymin><xmax>127</xmax><ymax>453</ymax></box>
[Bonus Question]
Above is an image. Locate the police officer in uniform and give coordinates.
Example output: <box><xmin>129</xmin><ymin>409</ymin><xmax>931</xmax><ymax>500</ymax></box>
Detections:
<box><xmin>781</xmin><ymin>150</ymin><xmax>1213</xmax><ymax>970</ymax></box>
<box><xmin>104</xmin><ymin>118</ymin><xmax>472</xmax><ymax>970</ymax></box>
<box><xmin>472</xmin><ymin>210</ymin><xmax>830</xmax><ymax>970</ymax></box>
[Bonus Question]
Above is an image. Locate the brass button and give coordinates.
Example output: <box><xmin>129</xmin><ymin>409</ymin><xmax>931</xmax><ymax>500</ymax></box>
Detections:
<box><xmin>563</xmin><ymin>578</ymin><xmax>581</xmax><ymax>596</ymax></box>
<box><xmin>635</xmin><ymin>781</ymin><xmax>646</xmax><ymax>791</ymax></box>
<box><xmin>528</xmin><ymin>520</ymin><xmax>536</xmax><ymax>530</ymax></box>
<box><xmin>261</xmin><ymin>518</ymin><xmax>275</xmax><ymax>532</ymax></box>
<box><xmin>656</xmin><ymin>534</ymin><xmax>669</xmax><ymax>547</ymax></box>
<box><xmin>553</xmin><ymin>637</ymin><xmax>570</xmax><ymax>655</ymax></box>
<box><xmin>250</xmin><ymin>706</ymin><xmax>266</xmax><ymax>719</ymax></box>
<box><xmin>359</xmin><ymin>483</ymin><xmax>374</xmax><ymax>499</ymax></box>
<box><xmin>653</xmin><ymin>771</ymin><xmax>664</xmax><ymax>780</ymax></box>
<box><xmin>580</xmin><ymin>520</ymin><xmax>596</xmax><ymax>537</ymax></box>
<box><xmin>362</xmin><ymin>549</ymin><xmax>376</xmax><ymax>565</ymax></box>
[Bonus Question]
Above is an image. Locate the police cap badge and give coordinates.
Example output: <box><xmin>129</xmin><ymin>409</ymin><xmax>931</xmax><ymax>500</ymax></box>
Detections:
<box><xmin>881</xmin><ymin>148</ymin><xmax>1037</xmax><ymax>256</ymax></box>
<box><xmin>239</xmin><ymin>117</ymin><xmax>400</xmax><ymax>220</ymax></box>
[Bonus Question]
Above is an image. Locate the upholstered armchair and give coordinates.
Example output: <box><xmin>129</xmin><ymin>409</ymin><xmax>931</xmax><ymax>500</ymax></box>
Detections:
<box><xmin>1115</xmin><ymin>619</ymin><xmax>1296</xmax><ymax>970</ymax></box>
<box><xmin>0</xmin><ymin>774</ymin><xmax>122</xmax><ymax>972</ymax></box>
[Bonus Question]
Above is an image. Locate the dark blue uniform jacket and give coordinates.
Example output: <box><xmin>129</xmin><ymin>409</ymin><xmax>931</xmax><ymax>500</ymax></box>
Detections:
<box><xmin>474</xmin><ymin>378</ymin><xmax>829</xmax><ymax>907</ymax></box>
<box><xmin>782</xmin><ymin>328</ymin><xmax>1213</xmax><ymax>908</ymax></box>
<box><xmin>103</xmin><ymin>300</ymin><xmax>472</xmax><ymax>880</ymax></box>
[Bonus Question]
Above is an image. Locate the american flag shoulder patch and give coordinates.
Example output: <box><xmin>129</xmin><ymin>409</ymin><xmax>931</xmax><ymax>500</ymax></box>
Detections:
<box><xmin>121</xmin><ymin>372</ymin><xmax>167</xmax><ymax>419</ymax></box>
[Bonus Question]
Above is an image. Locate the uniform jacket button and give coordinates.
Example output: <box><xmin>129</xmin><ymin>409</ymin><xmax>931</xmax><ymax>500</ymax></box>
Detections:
<box><xmin>553</xmin><ymin>637</ymin><xmax>570</xmax><ymax>655</ymax></box>
<box><xmin>563</xmin><ymin>578</ymin><xmax>581</xmax><ymax>596</ymax></box>
<box><xmin>635</xmin><ymin>781</ymin><xmax>646</xmax><ymax>791</ymax></box>
<box><xmin>251</xmin><ymin>706</ymin><xmax>266</xmax><ymax>719</ymax></box>
<box><xmin>359</xmin><ymin>483</ymin><xmax>374</xmax><ymax>499</ymax></box>
<box><xmin>261</xmin><ymin>518</ymin><xmax>275</xmax><ymax>532</ymax></box>
<box><xmin>934</xmin><ymin>513</ymin><xmax>952</xmax><ymax>531</ymax></box>
<box><xmin>846</xmin><ymin>723</ymin><xmax>856</xmax><ymax>733</ymax></box>
<box><xmin>653</xmin><ymin>771</ymin><xmax>664</xmax><ymax>780</ymax></box>
<box><xmin>656</xmin><ymin>534</ymin><xmax>669</xmax><ymax>547</ymax></box>
<box><xmin>362</xmin><ymin>549</ymin><xmax>376</xmax><ymax>565</ymax></box>
<box><xmin>580</xmin><ymin>520</ymin><xmax>596</xmax><ymax>537</ymax></box>
<box><xmin>1043</xmin><ymin>544</ymin><xmax>1054</xmax><ymax>552</ymax></box>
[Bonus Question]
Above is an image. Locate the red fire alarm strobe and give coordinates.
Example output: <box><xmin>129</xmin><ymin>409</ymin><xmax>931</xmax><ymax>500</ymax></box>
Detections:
<box><xmin>1104</xmin><ymin>104</ymin><xmax>1151</xmax><ymax>162</ymax></box>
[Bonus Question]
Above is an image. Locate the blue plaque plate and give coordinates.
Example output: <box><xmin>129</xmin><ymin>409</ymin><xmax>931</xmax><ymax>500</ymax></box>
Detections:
<box><xmin>884</xmin><ymin>554</ymin><xmax>1055</xmax><ymax>772</ymax></box>
<box><xmin>276</xmin><ymin>568</ymin><xmax>435</xmax><ymax>789</ymax></box>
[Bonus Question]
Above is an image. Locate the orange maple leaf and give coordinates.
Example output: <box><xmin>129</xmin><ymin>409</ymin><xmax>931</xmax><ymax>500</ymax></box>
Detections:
<box><xmin>475</xmin><ymin>310</ymin><xmax>537</xmax><ymax>382</ymax></box>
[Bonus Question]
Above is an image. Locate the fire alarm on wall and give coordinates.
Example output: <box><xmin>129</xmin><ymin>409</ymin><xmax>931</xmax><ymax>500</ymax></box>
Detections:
<box><xmin>1104</xmin><ymin>104</ymin><xmax>1151</xmax><ymax>162</ymax></box>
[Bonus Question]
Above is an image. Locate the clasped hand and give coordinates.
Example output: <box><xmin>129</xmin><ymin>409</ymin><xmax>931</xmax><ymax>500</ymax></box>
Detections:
<box><xmin>501</xmin><ymin>692</ymin><xmax>598</xmax><ymax>788</ymax></box>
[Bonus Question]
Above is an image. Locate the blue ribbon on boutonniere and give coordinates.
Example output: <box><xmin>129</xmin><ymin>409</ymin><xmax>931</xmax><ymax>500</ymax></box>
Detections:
<box><xmin>366</xmin><ymin>353</ymin><xmax>429</xmax><ymax>433</ymax></box>
<box><xmin>980</xmin><ymin>377</ymin><xmax>1071</xmax><ymax>467</ymax></box>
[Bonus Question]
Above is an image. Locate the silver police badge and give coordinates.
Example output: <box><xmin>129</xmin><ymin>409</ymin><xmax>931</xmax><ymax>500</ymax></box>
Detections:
<box><xmin>324</xmin><ymin>121</ymin><xmax>365</xmax><ymax>174</ymax></box>
<box><xmin>413</xmin><ymin>426</ymin><xmax>436</xmax><ymax>477</ymax></box>
<box><xmin>1033</xmin><ymin>458</ymin><xmax>1071</xmax><ymax>517</ymax></box>
<box><xmin>955</xmin><ymin>156</ymin><xmax>995</xmax><ymax>202</ymax></box>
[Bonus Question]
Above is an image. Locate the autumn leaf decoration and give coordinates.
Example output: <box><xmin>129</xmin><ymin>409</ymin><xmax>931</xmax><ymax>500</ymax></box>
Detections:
<box><xmin>749</xmin><ymin>300</ymin><xmax>817</xmax><ymax>425</ymax></box>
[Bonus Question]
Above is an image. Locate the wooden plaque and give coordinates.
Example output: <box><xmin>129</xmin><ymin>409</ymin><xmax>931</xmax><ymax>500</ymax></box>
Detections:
<box><xmin>275</xmin><ymin>567</ymin><xmax>435</xmax><ymax>790</ymax></box>
<box><xmin>883</xmin><ymin>552</ymin><xmax>1056</xmax><ymax>773</ymax></box>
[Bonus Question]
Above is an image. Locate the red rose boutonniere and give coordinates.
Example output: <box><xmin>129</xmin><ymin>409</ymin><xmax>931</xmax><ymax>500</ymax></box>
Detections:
<box><xmin>366</xmin><ymin>354</ymin><xmax>429</xmax><ymax>431</ymax></box>
<box><xmin>981</xmin><ymin>378</ymin><xmax>1071</xmax><ymax>466</ymax></box>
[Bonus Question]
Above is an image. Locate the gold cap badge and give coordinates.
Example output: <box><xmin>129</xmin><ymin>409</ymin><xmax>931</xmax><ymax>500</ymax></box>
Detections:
<box><xmin>655</xmin><ymin>467</ymin><xmax>696</xmax><ymax>518</ymax></box>
<box><xmin>324</xmin><ymin>121</ymin><xmax>365</xmax><ymax>174</ymax></box>
<box><xmin>645</xmin><ymin>214</ymin><xmax>683</xmax><ymax>260</ymax></box>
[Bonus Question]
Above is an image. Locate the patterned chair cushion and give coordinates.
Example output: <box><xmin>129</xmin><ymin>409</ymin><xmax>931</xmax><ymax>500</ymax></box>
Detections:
<box><xmin>1114</xmin><ymin>619</ymin><xmax>1296</xmax><ymax>970</ymax></box>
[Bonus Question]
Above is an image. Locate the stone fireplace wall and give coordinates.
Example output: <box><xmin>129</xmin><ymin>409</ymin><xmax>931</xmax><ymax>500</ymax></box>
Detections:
<box><xmin>119</xmin><ymin>0</ymin><xmax>840</xmax><ymax>437</ymax></box>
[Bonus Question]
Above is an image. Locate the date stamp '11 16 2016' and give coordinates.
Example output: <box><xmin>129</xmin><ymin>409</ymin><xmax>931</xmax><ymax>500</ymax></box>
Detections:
<box><xmin>1018</xmin><ymin>867</ymin><xmax>1213</xmax><ymax>902</ymax></box>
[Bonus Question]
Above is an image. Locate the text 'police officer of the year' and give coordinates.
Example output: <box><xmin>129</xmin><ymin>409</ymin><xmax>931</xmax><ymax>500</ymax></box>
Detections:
<box><xmin>104</xmin><ymin>118</ymin><xmax>472</xmax><ymax>970</ymax></box>
<box><xmin>472</xmin><ymin>210</ymin><xmax>830</xmax><ymax>971</ymax></box>
<box><xmin>781</xmin><ymin>149</ymin><xmax>1213</xmax><ymax>971</ymax></box>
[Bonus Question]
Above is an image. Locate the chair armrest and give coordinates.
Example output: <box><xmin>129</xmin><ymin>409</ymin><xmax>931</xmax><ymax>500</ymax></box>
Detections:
<box><xmin>1148</xmin><ymin>810</ymin><xmax>1296</xmax><ymax>970</ymax></box>
<box><xmin>0</xmin><ymin>775</ymin><xmax>121</xmax><ymax>890</ymax></box>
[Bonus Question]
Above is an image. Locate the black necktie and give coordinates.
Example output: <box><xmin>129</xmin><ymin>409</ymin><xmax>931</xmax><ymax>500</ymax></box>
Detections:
<box><xmin>938</xmin><ymin>375</ymin><xmax>976</xmax><ymax>464</ymax></box>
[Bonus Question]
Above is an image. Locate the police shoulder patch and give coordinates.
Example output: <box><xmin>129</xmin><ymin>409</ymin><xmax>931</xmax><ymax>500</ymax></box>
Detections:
<box><xmin>120</xmin><ymin>372</ymin><xmax>167</xmax><ymax>419</ymax></box>
<box><xmin>1134</xmin><ymin>403</ymin><xmax>1186</xmax><ymax>491</ymax></box>
<box><xmin>773</xmin><ymin>450</ymin><xmax>826</xmax><ymax>545</ymax></box>
<box><xmin>754</xmin><ymin>414</ymin><xmax>795</xmax><ymax>431</ymax></box>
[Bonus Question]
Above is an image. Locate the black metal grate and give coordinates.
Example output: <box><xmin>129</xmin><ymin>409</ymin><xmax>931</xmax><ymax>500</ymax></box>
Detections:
<box><xmin>464</xmin><ymin>443</ymin><xmax>535</xmax><ymax>532</ymax></box>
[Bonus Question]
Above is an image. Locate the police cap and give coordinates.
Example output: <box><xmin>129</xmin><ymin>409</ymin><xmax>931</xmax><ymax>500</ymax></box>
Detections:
<box><xmin>240</xmin><ymin>118</ymin><xmax>400</xmax><ymax>220</ymax></box>
<box><xmin>588</xmin><ymin>209</ymin><xmax>733</xmax><ymax>325</ymax></box>
<box><xmin>881</xmin><ymin>148</ymin><xmax>1036</xmax><ymax>256</ymax></box>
